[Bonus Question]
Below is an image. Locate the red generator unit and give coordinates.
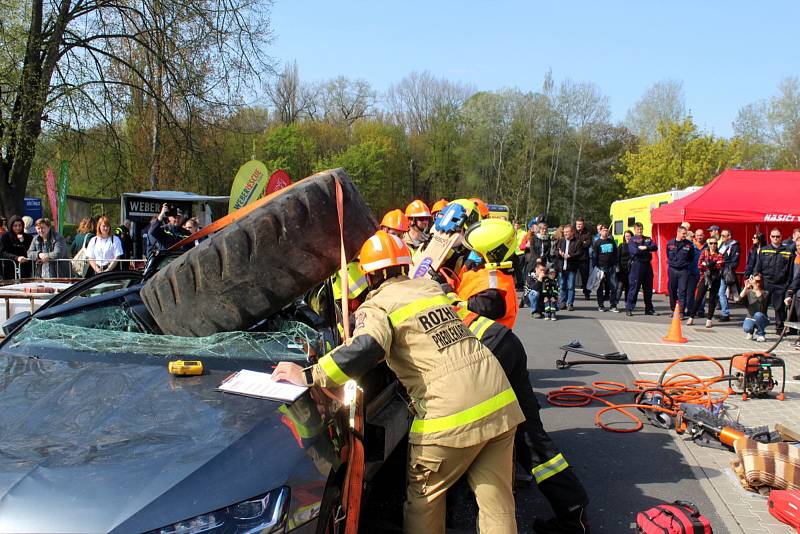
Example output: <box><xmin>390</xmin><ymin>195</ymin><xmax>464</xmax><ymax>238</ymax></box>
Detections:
<box><xmin>728</xmin><ymin>352</ymin><xmax>785</xmax><ymax>401</ymax></box>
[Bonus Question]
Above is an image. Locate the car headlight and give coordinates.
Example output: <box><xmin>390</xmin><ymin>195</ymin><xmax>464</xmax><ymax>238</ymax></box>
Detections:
<box><xmin>147</xmin><ymin>486</ymin><xmax>290</xmax><ymax>534</ymax></box>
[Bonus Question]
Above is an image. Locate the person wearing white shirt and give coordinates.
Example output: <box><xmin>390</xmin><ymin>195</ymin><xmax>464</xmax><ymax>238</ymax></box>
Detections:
<box><xmin>85</xmin><ymin>215</ymin><xmax>124</xmax><ymax>277</ymax></box>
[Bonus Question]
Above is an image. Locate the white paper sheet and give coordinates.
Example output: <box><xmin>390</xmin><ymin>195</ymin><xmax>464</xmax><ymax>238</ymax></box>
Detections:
<box><xmin>218</xmin><ymin>369</ymin><xmax>307</xmax><ymax>402</ymax></box>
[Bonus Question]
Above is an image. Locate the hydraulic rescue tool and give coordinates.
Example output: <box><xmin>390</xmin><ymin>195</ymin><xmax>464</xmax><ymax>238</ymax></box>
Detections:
<box><xmin>675</xmin><ymin>404</ymin><xmax>781</xmax><ymax>450</ymax></box>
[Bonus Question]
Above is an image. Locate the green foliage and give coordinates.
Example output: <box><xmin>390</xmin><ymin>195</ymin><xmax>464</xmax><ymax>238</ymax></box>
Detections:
<box><xmin>263</xmin><ymin>125</ymin><xmax>317</xmax><ymax>181</ymax></box>
<box><xmin>617</xmin><ymin>117</ymin><xmax>741</xmax><ymax>195</ymax></box>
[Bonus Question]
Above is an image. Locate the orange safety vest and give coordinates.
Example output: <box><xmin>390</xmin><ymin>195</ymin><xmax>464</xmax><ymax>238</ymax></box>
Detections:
<box><xmin>457</xmin><ymin>268</ymin><xmax>518</xmax><ymax>329</ymax></box>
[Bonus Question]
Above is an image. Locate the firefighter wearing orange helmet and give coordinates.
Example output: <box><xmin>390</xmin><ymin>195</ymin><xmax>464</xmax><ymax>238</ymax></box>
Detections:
<box><xmin>273</xmin><ymin>230</ymin><xmax>522</xmax><ymax>534</ymax></box>
<box><xmin>431</xmin><ymin>198</ymin><xmax>449</xmax><ymax>221</ymax></box>
<box><xmin>380</xmin><ymin>209</ymin><xmax>410</xmax><ymax>237</ymax></box>
<box><xmin>404</xmin><ymin>199</ymin><xmax>432</xmax><ymax>251</ymax></box>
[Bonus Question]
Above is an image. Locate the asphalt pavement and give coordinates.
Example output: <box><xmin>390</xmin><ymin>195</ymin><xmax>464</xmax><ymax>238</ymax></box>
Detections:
<box><xmin>512</xmin><ymin>294</ymin><xmax>722</xmax><ymax>532</ymax></box>
<box><xmin>363</xmin><ymin>293</ymin><xmax>726</xmax><ymax>533</ymax></box>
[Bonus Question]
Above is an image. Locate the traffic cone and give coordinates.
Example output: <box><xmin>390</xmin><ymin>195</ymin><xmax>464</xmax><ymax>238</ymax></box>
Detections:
<box><xmin>662</xmin><ymin>303</ymin><xmax>688</xmax><ymax>343</ymax></box>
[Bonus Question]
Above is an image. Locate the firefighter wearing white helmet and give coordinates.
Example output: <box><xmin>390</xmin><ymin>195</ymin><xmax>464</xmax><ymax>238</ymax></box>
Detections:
<box><xmin>273</xmin><ymin>230</ymin><xmax>523</xmax><ymax>534</ymax></box>
<box><xmin>404</xmin><ymin>199</ymin><xmax>432</xmax><ymax>252</ymax></box>
<box><xmin>457</xmin><ymin>219</ymin><xmax>520</xmax><ymax>329</ymax></box>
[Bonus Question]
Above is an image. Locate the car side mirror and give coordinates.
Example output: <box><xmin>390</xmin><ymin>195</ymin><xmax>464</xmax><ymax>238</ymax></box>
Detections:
<box><xmin>3</xmin><ymin>311</ymin><xmax>31</xmax><ymax>336</ymax></box>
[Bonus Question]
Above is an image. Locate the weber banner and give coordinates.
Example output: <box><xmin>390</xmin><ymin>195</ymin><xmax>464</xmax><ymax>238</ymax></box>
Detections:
<box><xmin>228</xmin><ymin>160</ymin><xmax>270</xmax><ymax>214</ymax></box>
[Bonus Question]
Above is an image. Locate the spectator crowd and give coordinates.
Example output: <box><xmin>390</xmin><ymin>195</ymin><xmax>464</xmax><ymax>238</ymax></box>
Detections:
<box><xmin>518</xmin><ymin>217</ymin><xmax>800</xmax><ymax>348</ymax></box>
<box><xmin>0</xmin><ymin>203</ymin><xmax>202</xmax><ymax>281</ymax></box>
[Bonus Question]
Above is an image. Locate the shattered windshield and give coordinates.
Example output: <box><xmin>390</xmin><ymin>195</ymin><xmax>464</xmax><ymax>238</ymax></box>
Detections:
<box><xmin>3</xmin><ymin>305</ymin><xmax>321</xmax><ymax>365</ymax></box>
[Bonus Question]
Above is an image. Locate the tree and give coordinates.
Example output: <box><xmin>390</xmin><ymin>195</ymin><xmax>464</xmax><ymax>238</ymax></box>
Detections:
<box><xmin>386</xmin><ymin>71</ymin><xmax>473</xmax><ymax>135</ymax></box>
<box><xmin>0</xmin><ymin>0</ymin><xmax>273</xmax><ymax>216</ymax></box>
<box><xmin>559</xmin><ymin>80</ymin><xmax>610</xmax><ymax>221</ymax></box>
<box><xmin>617</xmin><ymin>117</ymin><xmax>741</xmax><ymax>194</ymax></box>
<box><xmin>625</xmin><ymin>80</ymin><xmax>686</xmax><ymax>143</ymax></box>
<box><xmin>265</xmin><ymin>61</ymin><xmax>319</xmax><ymax>125</ymax></box>
<box><xmin>320</xmin><ymin>76</ymin><xmax>376</xmax><ymax>126</ymax></box>
<box><xmin>262</xmin><ymin>124</ymin><xmax>317</xmax><ymax>180</ymax></box>
<box><xmin>732</xmin><ymin>76</ymin><xmax>800</xmax><ymax>169</ymax></box>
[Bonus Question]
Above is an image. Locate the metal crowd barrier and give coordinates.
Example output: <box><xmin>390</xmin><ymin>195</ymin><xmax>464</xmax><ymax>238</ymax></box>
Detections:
<box><xmin>0</xmin><ymin>258</ymin><xmax>146</xmax><ymax>281</ymax></box>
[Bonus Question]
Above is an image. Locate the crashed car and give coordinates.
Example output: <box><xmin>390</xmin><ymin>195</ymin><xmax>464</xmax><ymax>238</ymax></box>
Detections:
<box><xmin>0</xmin><ymin>269</ymin><xmax>410</xmax><ymax>534</ymax></box>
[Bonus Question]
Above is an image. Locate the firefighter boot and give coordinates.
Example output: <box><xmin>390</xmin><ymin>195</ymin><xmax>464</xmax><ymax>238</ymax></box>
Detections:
<box><xmin>533</xmin><ymin>506</ymin><xmax>590</xmax><ymax>534</ymax></box>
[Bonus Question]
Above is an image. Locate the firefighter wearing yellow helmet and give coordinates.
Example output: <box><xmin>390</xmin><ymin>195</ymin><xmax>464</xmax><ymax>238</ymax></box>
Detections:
<box><xmin>273</xmin><ymin>230</ymin><xmax>523</xmax><ymax>534</ymax></box>
<box><xmin>457</xmin><ymin>219</ymin><xmax>520</xmax><ymax>329</ymax></box>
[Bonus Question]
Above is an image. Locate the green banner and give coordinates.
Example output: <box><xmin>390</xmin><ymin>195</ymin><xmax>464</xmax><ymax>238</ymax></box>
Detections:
<box><xmin>228</xmin><ymin>160</ymin><xmax>270</xmax><ymax>214</ymax></box>
<box><xmin>57</xmin><ymin>160</ymin><xmax>69</xmax><ymax>233</ymax></box>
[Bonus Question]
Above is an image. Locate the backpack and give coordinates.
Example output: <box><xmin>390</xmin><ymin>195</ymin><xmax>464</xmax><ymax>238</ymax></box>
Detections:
<box><xmin>636</xmin><ymin>500</ymin><xmax>713</xmax><ymax>534</ymax></box>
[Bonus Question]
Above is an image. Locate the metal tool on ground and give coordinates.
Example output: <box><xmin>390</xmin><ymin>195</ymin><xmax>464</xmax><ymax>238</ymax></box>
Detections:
<box><xmin>168</xmin><ymin>360</ymin><xmax>203</xmax><ymax>376</ymax></box>
<box><xmin>727</xmin><ymin>352</ymin><xmax>785</xmax><ymax>401</ymax></box>
<box><xmin>548</xmin><ymin>353</ymin><xmax>784</xmax><ymax>450</ymax></box>
<box><xmin>662</xmin><ymin>303</ymin><xmax>688</xmax><ymax>343</ymax></box>
<box><xmin>556</xmin><ymin>340</ymin><xmax>629</xmax><ymax>369</ymax></box>
<box><xmin>675</xmin><ymin>404</ymin><xmax>780</xmax><ymax>450</ymax></box>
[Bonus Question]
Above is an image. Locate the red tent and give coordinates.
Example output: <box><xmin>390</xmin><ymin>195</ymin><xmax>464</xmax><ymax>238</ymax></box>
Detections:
<box><xmin>650</xmin><ymin>169</ymin><xmax>800</xmax><ymax>293</ymax></box>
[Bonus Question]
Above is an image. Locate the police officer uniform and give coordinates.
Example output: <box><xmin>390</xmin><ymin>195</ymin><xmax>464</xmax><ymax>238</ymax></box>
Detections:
<box><xmin>625</xmin><ymin>234</ymin><xmax>658</xmax><ymax>315</ymax></box>
<box><xmin>755</xmin><ymin>242</ymin><xmax>794</xmax><ymax>330</ymax></box>
<box><xmin>309</xmin><ymin>276</ymin><xmax>524</xmax><ymax>534</ymax></box>
<box><xmin>666</xmin><ymin>237</ymin><xmax>694</xmax><ymax>313</ymax></box>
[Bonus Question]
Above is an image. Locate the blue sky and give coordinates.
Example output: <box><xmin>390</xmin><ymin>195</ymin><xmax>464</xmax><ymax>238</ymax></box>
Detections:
<box><xmin>268</xmin><ymin>1</ymin><xmax>799</xmax><ymax>137</ymax></box>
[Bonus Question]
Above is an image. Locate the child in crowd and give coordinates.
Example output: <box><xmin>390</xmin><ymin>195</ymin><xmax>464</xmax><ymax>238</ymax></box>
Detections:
<box><xmin>525</xmin><ymin>262</ymin><xmax>547</xmax><ymax>318</ymax></box>
<box><xmin>543</xmin><ymin>268</ymin><xmax>560</xmax><ymax>320</ymax></box>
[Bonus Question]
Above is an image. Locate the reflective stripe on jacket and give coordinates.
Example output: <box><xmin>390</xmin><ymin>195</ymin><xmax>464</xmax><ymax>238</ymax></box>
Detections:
<box><xmin>312</xmin><ymin>276</ymin><xmax>523</xmax><ymax>447</ymax></box>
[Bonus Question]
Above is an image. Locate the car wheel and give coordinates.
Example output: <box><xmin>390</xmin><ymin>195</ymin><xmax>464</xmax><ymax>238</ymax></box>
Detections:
<box><xmin>140</xmin><ymin>169</ymin><xmax>377</xmax><ymax>336</ymax></box>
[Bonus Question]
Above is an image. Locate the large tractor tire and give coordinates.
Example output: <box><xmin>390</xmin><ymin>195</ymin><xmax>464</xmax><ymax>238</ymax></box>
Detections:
<box><xmin>140</xmin><ymin>168</ymin><xmax>377</xmax><ymax>337</ymax></box>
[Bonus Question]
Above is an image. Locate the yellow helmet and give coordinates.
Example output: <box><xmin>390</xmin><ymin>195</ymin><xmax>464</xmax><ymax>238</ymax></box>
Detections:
<box><xmin>463</xmin><ymin>219</ymin><xmax>517</xmax><ymax>264</ymax></box>
<box><xmin>332</xmin><ymin>262</ymin><xmax>369</xmax><ymax>300</ymax></box>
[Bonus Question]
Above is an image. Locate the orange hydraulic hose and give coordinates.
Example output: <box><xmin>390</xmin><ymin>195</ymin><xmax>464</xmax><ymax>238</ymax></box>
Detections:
<box><xmin>546</xmin><ymin>355</ymin><xmax>731</xmax><ymax>433</ymax></box>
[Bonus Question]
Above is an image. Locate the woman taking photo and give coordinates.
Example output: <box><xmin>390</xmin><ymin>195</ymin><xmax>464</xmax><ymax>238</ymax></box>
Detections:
<box><xmin>85</xmin><ymin>216</ymin><xmax>123</xmax><ymax>277</ymax></box>
<box><xmin>741</xmin><ymin>274</ymin><xmax>769</xmax><ymax>342</ymax></box>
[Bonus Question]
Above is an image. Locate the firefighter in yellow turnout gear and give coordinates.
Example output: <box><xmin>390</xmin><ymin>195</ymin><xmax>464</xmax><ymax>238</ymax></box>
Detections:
<box><xmin>273</xmin><ymin>230</ymin><xmax>523</xmax><ymax>534</ymax></box>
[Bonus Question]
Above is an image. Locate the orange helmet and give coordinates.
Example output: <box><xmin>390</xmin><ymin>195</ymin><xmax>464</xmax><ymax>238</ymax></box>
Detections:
<box><xmin>359</xmin><ymin>230</ymin><xmax>412</xmax><ymax>274</ymax></box>
<box><xmin>380</xmin><ymin>209</ymin><xmax>410</xmax><ymax>233</ymax></box>
<box><xmin>431</xmin><ymin>199</ymin><xmax>449</xmax><ymax>215</ymax></box>
<box><xmin>405</xmin><ymin>200</ymin><xmax>431</xmax><ymax>219</ymax></box>
<box><xmin>469</xmin><ymin>198</ymin><xmax>490</xmax><ymax>218</ymax></box>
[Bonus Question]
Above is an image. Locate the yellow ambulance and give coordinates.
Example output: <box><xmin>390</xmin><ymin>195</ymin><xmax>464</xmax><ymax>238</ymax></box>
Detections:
<box><xmin>610</xmin><ymin>187</ymin><xmax>699</xmax><ymax>242</ymax></box>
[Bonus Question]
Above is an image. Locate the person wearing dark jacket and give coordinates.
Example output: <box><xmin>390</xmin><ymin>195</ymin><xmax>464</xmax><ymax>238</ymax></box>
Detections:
<box><xmin>148</xmin><ymin>203</ymin><xmax>191</xmax><ymax>254</ymax></box>
<box><xmin>744</xmin><ymin>232</ymin><xmax>765</xmax><ymax>278</ymax></box>
<box><xmin>555</xmin><ymin>224</ymin><xmax>583</xmax><ymax>311</ymax></box>
<box><xmin>592</xmin><ymin>224</ymin><xmax>619</xmax><ymax>312</ymax></box>
<box><xmin>616</xmin><ymin>230</ymin><xmax>633</xmax><ymax>304</ymax></box>
<box><xmin>625</xmin><ymin>222</ymin><xmax>658</xmax><ymax>316</ymax></box>
<box><xmin>574</xmin><ymin>218</ymin><xmax>593</xmax><ymax>301</ymax></box>
<box><xmin>527</xmin><ymin>223</ymin><xmax>552</xmax><ymax>271</ymax></box>
<box><xmin>114</xmin><ymin>220</ymin><xmax>134</xmax><ymax>267</ymax></box>
<box><xmin>666</xmin><ymin>225</ymin><xmax>694</xmax><ymax>315</ymax></box>
<box><xmin>0</xmin><ymin>215</ymin><xmax>33</xmax><ymax>279</ymax></box>
<box><xmin>755</xmin><ymin>228</ymin><xmax>794</xmax><ymax>332</ymax></box>
<box><xmin>717</xmin><ymin>229</ymin><xmax>740</xmax><ymax>322</ymax></box>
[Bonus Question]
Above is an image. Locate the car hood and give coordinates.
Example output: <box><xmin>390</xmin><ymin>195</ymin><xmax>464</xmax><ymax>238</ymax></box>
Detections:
<box><xmin>0</xmin><ymin>355</ymin><xmax>332</xmax><ymax>533</ymax></box>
